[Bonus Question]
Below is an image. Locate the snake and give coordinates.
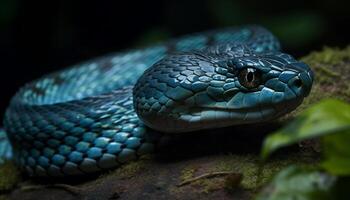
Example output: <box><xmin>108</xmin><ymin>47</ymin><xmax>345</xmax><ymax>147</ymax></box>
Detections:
<box><xmin>0</xmin><ymin>26</ymin><xmax>313</xmax><ymax>177</ymax></box>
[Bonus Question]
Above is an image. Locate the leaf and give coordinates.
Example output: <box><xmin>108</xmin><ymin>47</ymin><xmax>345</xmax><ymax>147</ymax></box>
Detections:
<box><xmin>261</xmin><ymin>99</ymin><xmax>350</xmax><ymax>159</ymax></box>
<box><xmin>255</xmin><ymin>166</ymin><xmax>337</xmax><ymax>200</ymax></box>
<box><xmin>322</xmin><ymin>131</ymin><xmax>350</xmax><ymax>175</ymax></box>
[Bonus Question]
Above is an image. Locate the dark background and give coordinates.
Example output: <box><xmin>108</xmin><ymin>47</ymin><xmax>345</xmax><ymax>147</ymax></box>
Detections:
<box><xmin>0</xmin><ymin>0</ymin><xmax>349</xmax><ymax>119</ymax></box>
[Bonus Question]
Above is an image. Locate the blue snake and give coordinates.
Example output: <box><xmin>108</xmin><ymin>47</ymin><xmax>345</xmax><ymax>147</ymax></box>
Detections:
<box><xmin>0</xmin><ymin>26</ymin><xmax>313</xmax><ymax>177</ymax></box>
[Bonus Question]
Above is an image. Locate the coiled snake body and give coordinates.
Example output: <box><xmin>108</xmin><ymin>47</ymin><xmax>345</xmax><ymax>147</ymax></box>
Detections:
<box><xmin>0</xmin><ymin>26</ymin><xmax>313</xmax><ymax>176</ymax></box>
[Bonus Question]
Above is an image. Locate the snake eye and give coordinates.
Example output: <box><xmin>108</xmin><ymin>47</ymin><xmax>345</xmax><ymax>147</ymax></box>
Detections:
<box><xmin>238</xmin><ymin>68</ymin><xmax>261</xmax><ymax>89</ymax></box>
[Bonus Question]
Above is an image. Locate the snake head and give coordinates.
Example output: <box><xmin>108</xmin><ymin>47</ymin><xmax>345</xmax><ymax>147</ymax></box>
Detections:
<box><xmin>133</xmin><ymin>44</ymin><xmax>313</xmax><ymax>133</ymax></box>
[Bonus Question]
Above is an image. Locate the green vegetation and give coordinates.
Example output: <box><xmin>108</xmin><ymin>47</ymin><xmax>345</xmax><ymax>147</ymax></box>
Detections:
<box><xmin>179</xmin><ymin>165</ymin><xmax>197</xmax><ymax>183</ymax></box>
<box><xmin>302</xmin><ymin>46</ymin><xmax>350</xmax><ymax>67</ymax></box>
<box><xmin>262</xmin><ymin>99</ymin><xmax>350</xmax><ymax>159</ymax></box>
<box><xmin>176</xmin><ymin>153</ymin><xmax>318</xmax><ymax>195</ymax></box>
<box><xmin>216</xmin><ymin>154</ymin><xmax>284</xmax><ymax>189</ymax></box>
<box><xmin>256</xmin><ymin>166</ymin><xmax>337</xmax><ymax>200</ymax></box>
<box><xmin>258</xmin><ymin>99</ymin><xmax>350</xmax><ymax>199</ymax></box>
<box><xmin>111</xmin><ymin>156</ymin><xmax>151</xmax><ymax>179</ymax></box>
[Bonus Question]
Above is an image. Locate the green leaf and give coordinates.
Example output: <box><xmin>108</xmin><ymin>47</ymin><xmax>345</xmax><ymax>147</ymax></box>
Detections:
<box><xmin>261</xmin><ymin>99</ymin><xmax>350</xmax><ymax>159</ymax></box>
<box><xmin>322</xmin><ymin>131</ymin><xmax>350</xmax><ymax>175</ymax></box>
<box><xmin>255</xmin><ymin>166</ymin><xmax>337</xmax><ymax>200</ymax></box>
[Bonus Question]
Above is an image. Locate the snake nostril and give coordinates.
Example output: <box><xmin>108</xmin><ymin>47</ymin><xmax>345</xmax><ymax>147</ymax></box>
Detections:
<box><xmin>293</xmin><ymin>78</ymin><xmax>303</xmax><ymax>88</ymax></box>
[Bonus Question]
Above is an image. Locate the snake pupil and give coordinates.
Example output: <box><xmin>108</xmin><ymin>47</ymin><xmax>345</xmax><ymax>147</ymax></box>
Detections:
<box><xmin>246</xmin><ymin>71</ymin><xmax>254</xmax><ymax>82</ymax></box>
<box><xmin>238</xmin><ymin>68</ymin><xmax>261</xmax><ymax>89</ymax></box>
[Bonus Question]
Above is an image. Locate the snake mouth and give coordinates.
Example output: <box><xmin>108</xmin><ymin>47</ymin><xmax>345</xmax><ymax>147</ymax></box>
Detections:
<box><xmin>146</xmin><ymin>84</ymin><xmax>307</xmax><ymax>133</ymax></box>
<box><xmin>166</xmin><ymin>97</ymin><xmax>305</xmax><ymax>133</ymax></box>
<box><xmin>208</xmin><ymin>97</ymin><xmax>302</xmax><ymax>121</ymax></box>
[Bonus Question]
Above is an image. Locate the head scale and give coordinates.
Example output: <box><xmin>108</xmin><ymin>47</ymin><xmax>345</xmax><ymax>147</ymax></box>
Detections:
<box><xmin>133</xmin><ymin>43</ymin><xmax>313</xmax><ymax>133</ymax></box>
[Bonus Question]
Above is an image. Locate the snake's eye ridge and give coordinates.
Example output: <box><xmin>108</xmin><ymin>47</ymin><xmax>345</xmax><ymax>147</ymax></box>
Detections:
<box><xmin>238</xmin><ymin>68</ymin><xmax>262</xmax><ymax>89</ymax></box>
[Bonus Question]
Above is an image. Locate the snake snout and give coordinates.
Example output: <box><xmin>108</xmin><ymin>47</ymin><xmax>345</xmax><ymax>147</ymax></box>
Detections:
<box><xmin>288</xmin><ymin>70</ymin><xmax>313</xmax><ymax>98</ymax></box>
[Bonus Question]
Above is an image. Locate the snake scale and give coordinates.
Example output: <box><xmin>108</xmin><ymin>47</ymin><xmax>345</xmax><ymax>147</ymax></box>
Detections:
<box><xmin>0</xmin><ymin>26</ymin><xmax>313</xmax><ymax>177</ymax></box>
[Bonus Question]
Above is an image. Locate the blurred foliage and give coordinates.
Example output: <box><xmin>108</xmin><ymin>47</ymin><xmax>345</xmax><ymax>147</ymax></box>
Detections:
<box><xmin>207</xmin><ymin>0</ymin><xmax>325</xmax><ymax>48</ymax></box>
<box><xmin>259</xmin><ymin>99</ymin><xmax>350</xmax><ymax>199</ymax></box>
<box><xmin>263</xmin><ymin>12</ymin><xmax>324</xmax><ymax>48</ymax></box>
<box><xmin>142</xmin><ymin>0</ymin><xmax>327</xmax><ymax>50</ymax></box>
<box><xmin>255</xmin><ymin>166</ymin><xmax>337</xmax><ymax>200</ymax></box>
<box><xmin>322</xmin><ymin>131</ymin><xmax>350</xmax><ymax>176</ymax></box>
<box><xmin>262</xmin><ymin>99</ymin><xmax>350</xmax><ymax>159</ymax></box>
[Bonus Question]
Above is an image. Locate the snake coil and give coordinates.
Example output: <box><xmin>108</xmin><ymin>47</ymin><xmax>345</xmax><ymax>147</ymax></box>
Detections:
<box><xmin>0</xmin><ymin>26</ymin><xmax>313</xmax><ymax>176</ymax></box>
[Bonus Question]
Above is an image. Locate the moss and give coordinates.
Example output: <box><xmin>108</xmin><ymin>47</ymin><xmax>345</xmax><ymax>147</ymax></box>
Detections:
<box><xmin>178</xmin><ymin>165</ymin><xmax>221</xmax><ymax>193</ymax></box>
<box><xmin>174</xmin><ymin>153</ymin><xmax>316</xmax><ymax>194</ymax></box>
<box><xmin>179</xmin><ymin>166</ymin><xmax>197</xmax><ymax>182</ymax></box>
<box><xmin>0</xmin><ymin>161</ymin><xmax>20</xmax><ymax>192</ymax></box>
<box><xmin>104</xmin><ymin>155</ymin><xmax>152</xmax><ymax>179</ymax></box>
<box><xmin>214</xmin><ymin>155</ymin><xmax>259</xmax><ymax>189</ymax></box>
<box><xmin>301</xmin><ymin>46</ymin><xmax>350</xmax><ymax>66</ymax></box>
<box><xmin>213</xmin><ymin>154</ymin><xmax>315</xmax><ymax>190</ymax></box>
<box><xmin>115</xmin><ymin>161</ymin><xmax>147</xmax><ymax>179</ymax></box>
